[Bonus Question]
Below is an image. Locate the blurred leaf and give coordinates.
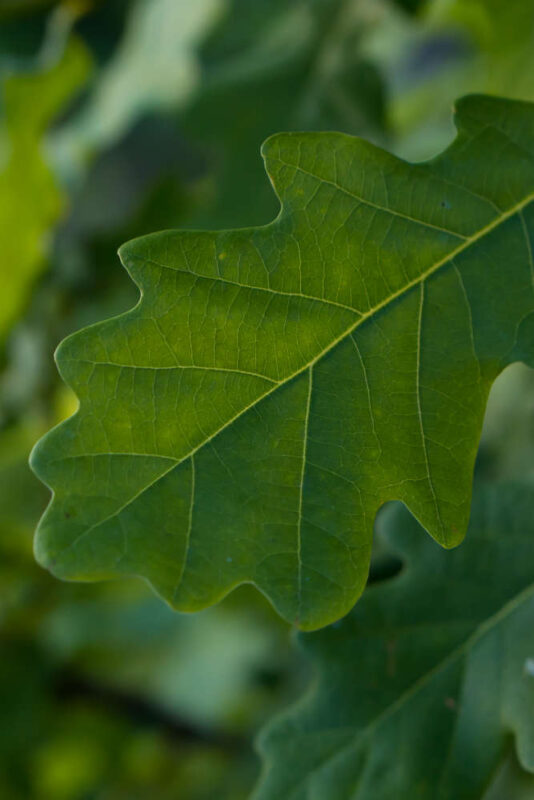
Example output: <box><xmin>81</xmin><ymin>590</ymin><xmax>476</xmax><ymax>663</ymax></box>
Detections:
<box><xmin>31</xmin><ymin>95</ymin><xmax>534</xmax><ymax>629</ymax></box>
<box><xmin>392</xmin><ymin>0</ymin><xmax>427</xmax><ymax>14</ymax></box>
<box><xmin>0</xmin><ymin>641</ymin><xmax>53</xmax><ymax>796</ymax></box>
<box><xmin>42</xmin><ymin>590</ymin><xmax>288</xmax><ymax>730</ymax></box>
<box><xmin>0</xmin><ymin>0</ymin><xmax>57</xmax><ymax>20</ymax></box>
<box><xmin>478</xmin><ymin>363</ymin><xmax>534</xmax><ymax>483</ymax></box>
<box><xmin>370</xmin><ymin>0</ymin><xmax>534</xmax><ymax>159</ymax></box>
<box><xmin>51</xmin><ymin>0</ymin><xmax>224</xmax><ymax>179</ymax></box>
<box><xmin>255</xmin><ymin>483</ymin><xmax>534</xmax><ymax>798</ymax></box>
<box><xmin>0</xmin><ymin>36</ymin><xmax>89</xmax><ymax>344</ymax></box>
<box><xmin>483</xmin><ymin>752</ymin><xmax>534</xmax><ymax>799</ymax></box>
<box><xmin>182</xmin><ymin>0</ymin><xmax>387</xmax><ymax>227</ymax></box>
<box><xmin>0</xmin><ymin>422</ymin><xmax>49</xmax><ymax>549</ymax></box>
<box><xmin>0</xmin><ymin>7</ymin><xmax>50</xmax><ymax>63</ymax></box>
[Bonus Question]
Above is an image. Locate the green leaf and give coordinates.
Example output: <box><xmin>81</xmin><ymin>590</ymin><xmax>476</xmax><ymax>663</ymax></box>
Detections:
<box><xmin>255</xmin><ymin>482</ymin><xmax>534</xmax><ymax>799</ymax></box>
<box><xmin>183</xmin><ymin>0</ymin><xmax>387</xmax><ymax>228</ymax></box>
<box><xmin>31</xmin><ymin>94</ymin><xmax>534</xmax><ymax>630</ymax></box>
<box><xmin>0</xmin><ymin>38</ymin><xmax>89</xmax><ymax>343</ymax></box>
<box><xmin>483</xmin><ymin>752</ymin><xmax>534</xmax><ymax>800</ymax></box>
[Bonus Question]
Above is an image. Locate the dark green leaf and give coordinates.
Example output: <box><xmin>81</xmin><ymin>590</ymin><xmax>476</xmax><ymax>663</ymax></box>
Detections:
<box><xmin>255</xmin><ymin>483</ymin><xmax>534</xmax><ymax>798</ymax></box>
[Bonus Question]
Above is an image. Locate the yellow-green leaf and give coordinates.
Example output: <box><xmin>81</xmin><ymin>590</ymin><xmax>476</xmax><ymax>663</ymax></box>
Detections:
<box><xmin>31</xmin><ymin>95</ymin><xmax>534</xmax><ymax>629</ymax></box>
<box><xmin>0</xmin><ymin>38</ymin><xmax>89</xmax><ymax>341</ymax></box>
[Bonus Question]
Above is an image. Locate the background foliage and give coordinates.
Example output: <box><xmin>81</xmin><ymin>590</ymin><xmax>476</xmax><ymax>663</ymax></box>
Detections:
<box><xmin>1</xmin><ymin>0</ymin><xmax>534</xmax><ymax>797</ymax></box>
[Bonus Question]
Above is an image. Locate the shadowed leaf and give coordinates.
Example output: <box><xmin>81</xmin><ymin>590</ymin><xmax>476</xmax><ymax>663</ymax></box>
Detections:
<box><xmin>255</xmin><ymin>483</ymin><xmax>534</xmax><ymax>798</ymax></box>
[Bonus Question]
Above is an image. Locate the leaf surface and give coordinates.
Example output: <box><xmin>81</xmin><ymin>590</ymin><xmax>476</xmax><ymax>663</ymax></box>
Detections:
<box><xmin>32</xmin><ymin>95</ymin><xmax>534</xmax><ymax>629</ymax></box>
<box><xmin>255</xmin><ymin>483</ymin><xmax>534</xmax><ymax>799</ymax></box>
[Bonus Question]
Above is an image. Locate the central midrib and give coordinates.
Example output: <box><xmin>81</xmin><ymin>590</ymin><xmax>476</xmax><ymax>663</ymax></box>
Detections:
<box><xmin>57</xmin><ymin>189</ymin><xmax>534</xmax><ymax>555</ymax></box>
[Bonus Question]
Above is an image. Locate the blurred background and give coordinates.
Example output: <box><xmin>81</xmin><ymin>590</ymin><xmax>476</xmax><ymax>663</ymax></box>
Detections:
<box><xmin>1</xmin><ymin>0</ymin><xmax>534</xmax><ymax>797</ymax></box>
